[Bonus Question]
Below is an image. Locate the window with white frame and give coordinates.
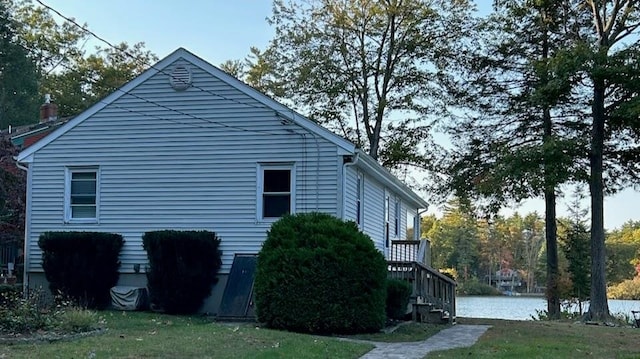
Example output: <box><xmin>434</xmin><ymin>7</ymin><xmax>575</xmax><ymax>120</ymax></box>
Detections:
<box><xmin>65</xmin><ymin>167</ymin><xmax>99</xmax><ymax>221</ymax></box>
<box><xmin>259</xmin><ymin>164</ymin><xmax>294</xmax><ymax>219</ymax></box>
<box><xmin>356</xmin><ymin>172</ymin><xmax>364</xmax><ymax>226</ymax></box>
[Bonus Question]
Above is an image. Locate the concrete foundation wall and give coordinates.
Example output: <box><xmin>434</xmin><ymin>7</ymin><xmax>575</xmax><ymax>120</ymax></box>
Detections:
<box><xmin>26</xmin><ymin>272</ymin><xmax>230</xmax><ymax>315</ymax></box>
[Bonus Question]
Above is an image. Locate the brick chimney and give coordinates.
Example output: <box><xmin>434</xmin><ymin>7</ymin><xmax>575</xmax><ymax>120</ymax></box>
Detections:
<box><xmin>39</xmin><ymin>94</ymin><xmax>58</xmax><ymax>123</ymax></box>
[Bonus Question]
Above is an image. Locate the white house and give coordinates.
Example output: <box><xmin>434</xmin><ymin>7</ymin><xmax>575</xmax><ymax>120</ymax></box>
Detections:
<box><xmin>16</xmin><ymin>48</ymin><xmax>428</xmax><ymax>313</ymax></box>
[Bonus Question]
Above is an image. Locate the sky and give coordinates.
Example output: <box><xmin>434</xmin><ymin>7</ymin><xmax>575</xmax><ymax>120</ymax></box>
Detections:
<box><xmin>34</xmin><ymin>0</ymin><xmax>640</xmax><ymax>230</ymax></box>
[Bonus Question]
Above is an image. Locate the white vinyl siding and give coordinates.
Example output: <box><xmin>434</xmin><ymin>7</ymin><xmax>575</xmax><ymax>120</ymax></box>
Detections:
<box><xmin>362</xmin><ymin>176</ymin><xmax>385</xmax><ymax>252</ymax></box>
<box><xmin>26</xmin><ymin>59</ymin><xmax>341</xmax><ymax>274</ymax></box>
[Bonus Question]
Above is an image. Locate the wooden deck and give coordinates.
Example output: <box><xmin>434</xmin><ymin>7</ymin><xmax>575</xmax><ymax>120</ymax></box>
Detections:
<box><xmin>388</xmin><ymin>239</ymin><xmax>456</xmax><ymax>324</ymax></box>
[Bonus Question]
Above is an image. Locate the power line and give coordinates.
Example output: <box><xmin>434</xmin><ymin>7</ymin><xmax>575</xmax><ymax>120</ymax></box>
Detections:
<box><xmin>34</xmin><ymin>0</ymin><xmax>274</xmax><ymax>113</ymax></box>
<box><xmin>18</xmin><ymin>41</ymin><xmax>287</xmax><ymax>136</ymax></box>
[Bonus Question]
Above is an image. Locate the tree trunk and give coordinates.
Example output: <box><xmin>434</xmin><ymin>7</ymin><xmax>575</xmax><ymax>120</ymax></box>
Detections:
<box><xmin>540</xmin><ymin>20</ymin><xmax>560</xmax><ymax>319</ymax></box>
<box><xmin>587</xmin><ymin>77</ymin><xmax>610</xmax><ymax>321</ymax></box>
<box><xmin>544</xmin><ymin>187</ymin><xmax>560</xmax><ymax>319</ymax></box>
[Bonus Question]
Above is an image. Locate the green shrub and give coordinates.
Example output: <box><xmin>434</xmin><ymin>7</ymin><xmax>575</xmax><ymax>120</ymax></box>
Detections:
<box><xmin>0</xmin><ymin>287</ymin><xmax>101</xmax><ymax>334</ymax></box>
<box><xmin>0</xmin><ymin>284</ymin><xmax>21</xmax><ymax>307</ymax></box>
<box><xmin>0</xmin><ymin>288</ymin><xmax>49</xmax><ymax>333</ymax></box>
<box><xmin>143</xmin><ymin>230</ymin><xmax>222</xmax><ymax>314</ymax></box>
<box><xmin>255</xmin><ymin>212</ymin><xmax>387</xmax><ymax>334</ymax></box>
<box><xmin>386</xmin><ymin>279</ymin><xmax>412</xmax><ymax>320</ymax></box>
<box><xmin>38</xmin><ymin>232</ymin><xmax>124</xmax><ymax>309</ymax></box>
<box><xmin>55</xmin><ymin>308</ymin><xmax>99</xmax><ymax>333</ymax></box>
<box><xmin>457</xmin><ymin>277</ymin><xmax>501</xmax><ymax>296</ymax></box>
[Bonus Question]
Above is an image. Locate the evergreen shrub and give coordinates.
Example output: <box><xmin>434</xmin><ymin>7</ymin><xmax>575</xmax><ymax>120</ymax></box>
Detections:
<box><xmin>386</xmin><ymin>279</ymin><xmax>412</xmax><ymax>320</ymax></box>
<box><xmin>143</xmin><ymin>230</ymin><xmax>222</xmax><ymax>314</ymax></box>
<box><xmin>38</xmin><ymin>231</ymin><xmax>123</xmax><ymax>309</ymax></box>
<box><xmin>254</xmin><ymin>212</ymin><xmax>387</xmax><ymax>334</ymax></box>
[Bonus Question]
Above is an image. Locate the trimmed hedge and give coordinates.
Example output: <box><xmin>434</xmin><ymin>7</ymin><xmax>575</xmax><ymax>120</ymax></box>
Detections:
<box><xmin>38</xmin><ymin>231</ymin><xmax>124</xmax><ymax>309</ymax></box>
<box><xmin>255</xmin><ymin>212</ymin><xmax>388</xmax><ymax>334</ymax></box>
<box><xmin>386</xmin><ymin>279</ymin><xmax>412</xmax><ymax>320</ymax></box>
<box><xmin>143</xmin><ymin>230</ymin><xmax>222</xmax><ymax>314</ymax></box>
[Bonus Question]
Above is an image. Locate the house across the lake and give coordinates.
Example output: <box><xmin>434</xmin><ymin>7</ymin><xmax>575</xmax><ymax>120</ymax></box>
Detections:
<box><xmin>16</xmin><ymin>48</ymin><xmax>454</xmax><ymax>316</ymax></box>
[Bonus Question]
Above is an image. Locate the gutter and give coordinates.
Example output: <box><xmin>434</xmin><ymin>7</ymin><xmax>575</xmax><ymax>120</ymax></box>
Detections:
<box><xmin>13</xmin><ymin>157</ymin><xmax>29</xmax><ymax>292</ymax></box>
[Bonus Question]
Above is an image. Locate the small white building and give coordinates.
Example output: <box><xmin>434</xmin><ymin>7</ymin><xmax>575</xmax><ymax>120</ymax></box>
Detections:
<box><xmin>16</xmin><ymin>48</ymin><xmax>428</xmax><ymax>313</ymax></box>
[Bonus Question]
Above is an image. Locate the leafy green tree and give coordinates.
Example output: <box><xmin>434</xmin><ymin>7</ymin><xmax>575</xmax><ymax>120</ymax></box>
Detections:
<box><xmin>12</xmin><ymin>0</ymin><xmax>157</xmax><ymax>117</ymax></box>
<box><xmin>444</xmin><ymin>0</ymin><xmax>586</xmax><ymax>318</ymax></box>
<box><xmin>575</xmin><ymin>0</ymin><xmax>640</xmax><ymax>321</ymax></box>
<box><xmin>42</xmin><ymin>42</ymin><xmax>157</xmax><ymax>116</ymax></box>
<box><xmin>0</xmin><ymin>137</ymin><xmax>26</xmax><ymax>245</ymax></box>
<box><xmin>0</xmin><ymin>0</ymin><xmax>40</xmax><ymax>128</ymax></box>
<box><xmin>426</xmin><ymin>199</ymin><xmax>479</xmax><ymax>281</ymax></box>
<box><xmin>12</xmin><ymin>0</ymin><xmax>87</xmax><ymax>74</ymax></box>
<box><xmin>606</xmin><ymin>221</ymin><xmax>640</xmax><ymax>285</ymax></box>
<box><xmin>251</xmin><ymin>0</ymin><xmax>475</xmax><ymax>170</ymax></box>
<box><xmin>560</xmin><ymin>190</ymin><xmax>591</xmax><ymax>313</ymax></box>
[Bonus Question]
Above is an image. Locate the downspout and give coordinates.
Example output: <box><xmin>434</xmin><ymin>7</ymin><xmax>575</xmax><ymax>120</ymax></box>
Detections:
<box><xmin>14</xmin><ymin>158</ymin><xmax>29</xmax><ymax>292</ymax></box>
<box><xmin>340</xmin><ymin>152</ymin><xmax>360</xmax><ymax>220</ymax></box>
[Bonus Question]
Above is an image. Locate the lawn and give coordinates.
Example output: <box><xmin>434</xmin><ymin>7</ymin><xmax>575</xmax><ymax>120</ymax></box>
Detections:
<box><xmin>426</xmin><ymin>317</ymin><xmax>640</xmax><ymax>359</ymax></box>
<box><xmin>0</xmin><ymin>311</ymin><xmax>374</xmax><ymax>359</ymax></box>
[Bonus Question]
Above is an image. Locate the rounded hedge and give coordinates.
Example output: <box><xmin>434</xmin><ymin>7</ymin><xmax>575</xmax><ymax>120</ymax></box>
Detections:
<box><xmin>254</xmin><ymin>212</ymin><xmax>387</xmax><ymax>334</ymax></box>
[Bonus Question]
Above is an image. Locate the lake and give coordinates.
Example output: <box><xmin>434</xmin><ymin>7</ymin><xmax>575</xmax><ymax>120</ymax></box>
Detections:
<box><xmin>456</xmin><ymin>296</ymin><xmax>640</xmax><ymax>320</ymax></box>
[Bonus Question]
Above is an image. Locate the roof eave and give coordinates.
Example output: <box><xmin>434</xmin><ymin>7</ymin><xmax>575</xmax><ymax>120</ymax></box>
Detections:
<box><xmin>356</xmin><ymin>149</ymin><xmax>429</xmax><ymax>209</ymax></box>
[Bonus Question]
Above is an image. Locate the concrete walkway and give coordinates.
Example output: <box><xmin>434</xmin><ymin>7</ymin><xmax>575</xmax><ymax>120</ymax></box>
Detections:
<box><xmin>353</xmin><ymin>324</ymin><xmax>491</xmax><ymax>359</ymax></box>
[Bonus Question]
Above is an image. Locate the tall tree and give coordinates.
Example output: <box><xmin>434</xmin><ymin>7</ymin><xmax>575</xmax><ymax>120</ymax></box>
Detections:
<box><xmin>9</xmin><ymin>0</ymin><xmax>158</xmax><ymax>117</ymax></box>
<box><xmin>253</xmin><ymin>0</ymin><xmax>474</xmax><ymax>169</ymax></box>
<box><xmin>579</xmin><ymin>0</ymin><xmax>640</xmax><ymax>321</ymax></box>
<box><xmin>42</xmin><ymin>42</ymin><xmax>157</xmax><ymax>116</ymax></box>
<box><xmin>0</xmin><ymin>0</ymin><xmax>40</xmax><ymax>128</ymax></box>
<box><xmin>444</xmin><ymin>0</ymin><xmax>586</xmax><ymax>318</ymax></box>
<box><xmin>561</xmin><ymin>189</ymin><xmax>591</xmax><ymax>313</ymax></box>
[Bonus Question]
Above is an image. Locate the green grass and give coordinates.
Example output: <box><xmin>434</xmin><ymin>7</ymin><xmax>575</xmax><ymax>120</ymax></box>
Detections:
<box><xmin>0</xmin><ymin>311</ymin><xmax>373</xmax><ymax>359</ymax></box>
<box><xmin>426</xmin><ymin>318</ymin><xmax>640</xmax><ymax>359</ymax></box>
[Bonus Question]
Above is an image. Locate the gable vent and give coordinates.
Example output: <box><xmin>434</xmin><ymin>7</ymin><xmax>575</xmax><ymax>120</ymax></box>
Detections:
<box><xmin>169</xmin><ymin>65</ymin><xmax>192</xmax><ymax>91</ymax></box>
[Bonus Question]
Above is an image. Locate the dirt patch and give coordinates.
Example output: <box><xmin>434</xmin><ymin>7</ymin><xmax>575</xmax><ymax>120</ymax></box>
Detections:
<box><xmin>0</xmin><ymin>328</ymin><xmax>106</xmax><ymax>344</ymax></box>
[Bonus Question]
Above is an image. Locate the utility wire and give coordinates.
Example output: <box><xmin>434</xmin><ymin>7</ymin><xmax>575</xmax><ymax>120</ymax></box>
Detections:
<box><xmin>34</xmin><ymin>0</ymin><xmax>275</xmax><ymax>113</ymax></box>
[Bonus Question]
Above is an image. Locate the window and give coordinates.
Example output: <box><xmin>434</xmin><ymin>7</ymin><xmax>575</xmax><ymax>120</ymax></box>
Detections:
<box><xmin>65</xmin><ymin>167</ymin><xmax>99</xmax><ymax>222</ymax></box>
<box><xmin>406</xmin><ymin>211</ymin><xmax>416</xmax><ymax>240</ymax></box>
<box><xmin>259</xmin><ymin>164</ymin><xmax>294</xmax><ymax>219</ymax></box>
<box><xmin>356</xmin><ymin>172</ymin><xmax>364</xmax><ymax>226</ymax></box>
<box><xmin>394</xmin><ymin>198</ymin><xmax>400</xmax><ymax>237</ymax></box>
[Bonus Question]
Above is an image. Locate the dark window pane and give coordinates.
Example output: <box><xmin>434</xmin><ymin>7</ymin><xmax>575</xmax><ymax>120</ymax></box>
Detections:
<box><xmin>71</xmin><ymin>195</ymin><xmax>96</xmax><ymax>205</ymax></box>
<box><xmin>72</xmin><ymin>172</ymin><xmax>96</xmax><ymax>180</ymax></box>
<box><xmin>71</xmin><ymin>180</ymin><xmax>96</xmax><ymax>195</ymax></box>
<box><xmin>72</xmin><ymin>206</ymin><xmax>96</xmax><ymax>218</ymax></box>
<box><xmin>264</xmin><ymin>170</ymin><xmax>290</xmax><ymax>193</ymax></box>
<box><xmin>263</xmin><ymin>194</ymin><xmax>290</xmax><ymax>218</ymax></box>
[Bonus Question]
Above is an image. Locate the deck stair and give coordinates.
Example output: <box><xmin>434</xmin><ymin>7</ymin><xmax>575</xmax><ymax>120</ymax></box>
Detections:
<box><xmin>388</xmin><ymin>239</ymin><xmax>456</xmax><ymax>324</ymax></box>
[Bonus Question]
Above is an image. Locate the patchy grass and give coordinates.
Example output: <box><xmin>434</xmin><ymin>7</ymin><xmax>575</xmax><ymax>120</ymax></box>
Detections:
<box><xmin>0</xmin><ymin>311</ymin><xmax>373</xmax><ymax>358</ymax></box>
<box><xmin>426</xmin><ymin>318</ymin><xmax>640</xmax><ymax>359</ymax></box>
<box><xmin>346</xmin><ymin>322</ymin><xmax>447</xmax><ymax>342</ymax></box>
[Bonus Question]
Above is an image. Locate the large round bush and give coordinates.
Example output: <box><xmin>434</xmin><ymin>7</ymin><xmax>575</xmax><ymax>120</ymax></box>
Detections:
<box><xmin>254</xmin><ymin>212</ymin><xmax>387</xmax><ymax>334</ymax></box>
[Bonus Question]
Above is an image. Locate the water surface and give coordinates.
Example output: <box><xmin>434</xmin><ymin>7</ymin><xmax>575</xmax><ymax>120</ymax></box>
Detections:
<box><xmin>456</xmin><ymin>296</ymin><xmax>640</xmax><ymax>320</ymax></box>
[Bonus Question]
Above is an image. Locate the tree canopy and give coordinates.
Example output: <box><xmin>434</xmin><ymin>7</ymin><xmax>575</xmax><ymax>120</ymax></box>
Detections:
<box><xmin>0</xmin><ymin>0</ymin><xmax>40</xmax><ymax>129</ymax></box>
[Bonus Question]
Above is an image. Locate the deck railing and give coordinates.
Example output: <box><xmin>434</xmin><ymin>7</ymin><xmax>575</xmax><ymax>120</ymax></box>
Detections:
<box><xmin>388</xmin><ymin>239</ymin><xmax>456</xmax><ymax>323</ymax></box>
<box><xmin>389</xmin><ymin>239</ymin><xmax>431</xmax><ymax>266</ymax></box>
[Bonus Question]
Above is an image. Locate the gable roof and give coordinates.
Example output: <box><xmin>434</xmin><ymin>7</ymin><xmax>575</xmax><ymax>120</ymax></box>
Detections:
<box><xmin>17</xmin><ymin>47</ymin><xmax>355</xmax><ymax>163</ymax></box>
<box><xmin>15</xmin><ymin>47</ymin><xmax>428</xmax><ymax>210</ymax></box>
